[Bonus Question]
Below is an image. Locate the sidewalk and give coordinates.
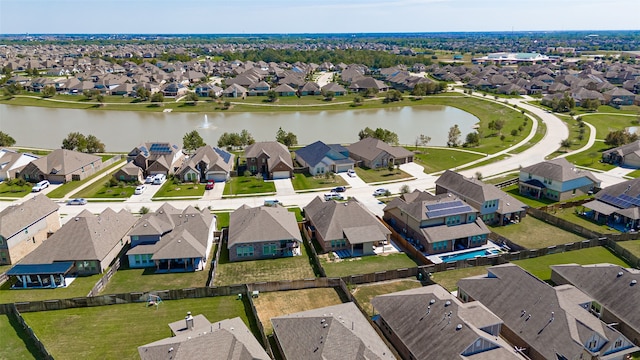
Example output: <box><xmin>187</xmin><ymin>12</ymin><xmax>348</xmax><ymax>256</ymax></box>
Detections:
<box><xmin>60</xmin><ymin>160</ymin><xmax>127</xmax><ymax>201</ymax></box>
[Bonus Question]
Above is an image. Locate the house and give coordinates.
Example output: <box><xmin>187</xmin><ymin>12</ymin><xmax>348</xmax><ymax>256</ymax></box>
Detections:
<box><xmin>519</xmin><ymin>158</ymin><xmax>600</xmax><ymax>201</ymax></box>
<box><xmin>222</xmin><ymin>83</ymin><xmax>248</xmax><ymax>98</ymax></box>
<box><xmin>227</xmin><ymin>205</ymin><xmax>302</xmax><ymax>262</ymax></box>
<box><xmin>581</xmin><ymin>177</ymin><xmax>640</xmax><ymax>230</ymax></box>
<box><xmin>18</xmin><ymin>149</ymin><xmax>102</xmax><ymax>184</ymax></box>
<box><xmin>8</xmin><ymin>208</ymin><xmax>136</xmax><ymax>288</ymax></box>
<box><xmin>371</xmin><ymin>285</ymin><xmax>525</xmax><ymax>360</ymax></box>
<box><xmin>551</xmin><ymin>264</ymin><xmax>640</xmax><ymax>346</ymax></box>
<box><xmin>347</xmin><ymin>137</ymin><xmax>414</xmax><ymax>169</ymax></box>
<box><xmin>271</xmin><ymin>302</ymin><xmax>395</xmax><ymax>360</ymax></box>
<box><xmin>298</xmin><ymin>81</ymin><xmax>321</xmax><ymax>96</ymax></box>
<box><xmin>127</xmin><ymin>142</ymin><xmax>184</xmax><ymax>176</ymax></box>
<box><xmin>244</xmin><ymin>141</ymin><xmax>293</xmax><ymax>179</ymax></box>
<box><xmin>602</xmin><ymin>140</ymin><xmax>640</xmax><ymax>167</ymax></box>
<box><xmin>321</xmin><ymin>82</ymin><xmax>346</xmax><ymax>96</ymax></box>
<box><xmin>248</xmin><ymin>81</ymin><xmax>271</xmax><ymax>96</ymax></box>
<box><xmin>176</xmin><ymin>145</ymin><xmax>234</xmax><ymax>183</ymax></box>
<box><xmin>383</xmin><ymin>190</ymin><xmax>490</xmax><ymax>254</ymax></box>
<box><xmin>125</xmin><ymin>204</ymin><xmax>215</xmax><ymax>272</ymax></box>
<box><xmin>348</xmin><ymin>77</ymin><xmax>389</xmax><ymax>93</ymax></box>
<box><xmin>435</xmin><ymin>170</ymin><xmax>528</xmax><ymax>225</ymax></box>
<box><xmin>0</xmin><ymin>195</ymin><xmax>60</xmax><ymax>265</ymax></box>
<box><xmin>0</xmin><ymin>148</ymin><xmax>39</xmax><ymax>181</ymax></box>
<box><xmin>304</xmin><ymin>197</ymin><xmax>390</xmax><ymax>256</ymax></box>
<box><xmin>457</xmin><ymin>264</ymin><xmax>640</xmax><ymax>360</ymax></box>
<box><xmin>194</xmin><ymin>83</ymin><xmax>223</xmax><ymax>98</ymax></box>
<box><xmin>139</xmin><ymin>315</ymin><xmax>270</xmax><ymax>360</ymax></box>
<box><xmin>294</xmin><ymin>141</ymin><xmax>354</xmax><ymax>176</ymax></box>
<box><xmin>112</xmin><ymin>161</ymin><xmax>144</xmax><ymax>183</ymax></box>
<box><xmin>603</xmin><ymin>87</ymin><xmax>636</xmax><ymax>106</ymax></box>
<box><xmin>273</xmin><ymin>83</ymin><xmax>296</xmax><ymax>97</ymax></box>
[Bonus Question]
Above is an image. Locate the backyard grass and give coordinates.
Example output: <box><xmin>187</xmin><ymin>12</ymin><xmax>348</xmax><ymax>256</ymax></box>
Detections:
<box><xmin>564</xmin><ymin>141</ymin><xmax>616</xmax><ymax>171</ymax></box>
<box><xmin>502</xmin><ymin>184</ymin><xmax>557</xmax><ymax>208</ymax></box>
<box><xmin>222</xmin><ymin>176</ymin><xmax>276</xmax><ymax>196</ymax></box>
<box><xmin>412</xmin><ymin>147</ymin><xmax>484</xmax><ymax>174</ymax></box>
<box><xmin>0</xmin><ymin>273</ymin><xmax>103</xmax><ymax>304</ymax></box>
<box><xmin>320</xmin><ymin>252</ymin><xmax>420</xmax><ymax>278</ymax></box>
<box><xmin>291</xmin><ymin>172</ymin><xmax>347</xmax><ymax>191</ymax></box>
<box><xmin>354</xmin><ymin>167</ymin><xmax>413</xmax><ymax>183</ymax></box>
<box><xmin>491</xmin><ymin>216</ymin><xmax>586</xmax><ymax>249</ymax></box>
<box><xmin>153</xmin><ymin>179</ymin><xmax>206</xmax><ymax>198</ymax></box>
<box><xmin>214</xmin><ymin>240</ymin><xmax>316</xmax><ymax>286</ymax></box>
<box><xmin>618</xmin><ymin>240</ymin><xmax>640</xmax><ymax>257</ymax></box>
<box><xmin>22</xmin><ymin>296</ymin><xmax>251</xmax><ymax>360</ymax></box>
<box><xmin>46</xmin><ymin>160</ymin><xmax>125</xmax><ymax>199</ymax></box>
<box><xmin>101</xmin><ymin>246</ymin><xmax>215</xmax><ymax>295</ymax></box>
<box><xmin>513</xmin><ymin>246</ymin><xmax>630</xmax><ymax>282</ymax></box>
<box><xmin>429</xmin><ymin>266</ymin><xmax>490</xmax><ymax>292</ymax></box>
<box><xmin>253</xmin><ymin>288</ymin><xmax>344</xmax><ymax>335</ymax></box>
<box><xmin>0</xmin><ymin>314</ymin><xmax>39</xmax><ymax>360</ymax></box>
<box><xmin>0</xmin><ymin>264</ymin><xmax>12</xmax><ymax>274</ymax></box>
<box><xmin>0</xmin><ymin>182</ymin><xmax>32</xmax><ymax>198</ymax></box>
<box><xmin>351</xmin><ymin>279</ymin><xmax>423</xmax><ymax>316</ymax></box>
<box><xmin>552</xmin><ymin>206</ymin><xmax>620</xmax><ymax>234</ymax></box>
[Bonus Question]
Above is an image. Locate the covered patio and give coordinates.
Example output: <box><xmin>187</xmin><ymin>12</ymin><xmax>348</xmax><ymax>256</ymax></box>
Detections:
<box><xmin>519</xmin><ymin>179</ymin><xmax>545</xmax><ymax>199</ymax></box>
<box><xmin>7</xmin><ymin>262</ymin><xmax>74</xmax><ymax>289</ymax></box>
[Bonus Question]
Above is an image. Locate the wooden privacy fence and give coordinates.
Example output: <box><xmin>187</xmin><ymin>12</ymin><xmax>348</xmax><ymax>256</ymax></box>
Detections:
<box><xmin>87</xmin><ymin>258</ymin><xmax>121</xmax><ymax>297</ymax></box>
<box><xmin>3</xmin><ymin>303</ymin><xmax>53</xmax><ymax>359</ymax></box>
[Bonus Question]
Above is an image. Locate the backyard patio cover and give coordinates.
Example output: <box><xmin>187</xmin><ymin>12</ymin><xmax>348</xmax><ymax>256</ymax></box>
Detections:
<box><xmin>582</xmin><ymin>200</ymin><xmax>618</xmax><ymax>216</ymax></box>
<box><xmin>6</xmin><ymin>262</ymin><xmax>74</xmax><ymax>276</ymax></box>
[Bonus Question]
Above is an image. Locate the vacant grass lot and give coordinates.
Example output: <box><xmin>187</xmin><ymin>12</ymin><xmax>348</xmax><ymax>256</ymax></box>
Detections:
<box><xmin>214</xmin><ymin>241</ymin><xmax>316</xmax><ymax>286</ymax></box>
<box><xmin>153</xmin><ymin>179</ymin><xmax>206</xmax><ymax>198</ymax></box>
<box><xmin>291</xmin><ymin>172</ymin><xmax>347</xmax><ymax>191</ymax></box>
<box><xmin>223</xmin><ymin>176</ymin><xmax>276</xmax><ymax>196</ymax></box>
<box><xmin>514</xmin><ymin>246</ymin><xmax>630</xmax><ymax>282</ymax></box>
<box><xmin>552</xmin><ymin>206</ymin><xmax>620</xmax><ymax>234</ymax></box>
<box><xmin>354</xmin><ymin>167</ymin><xmax>412</xmax><ymax>183</ymax></box>
<box><xmin>0</xmin><ymin>182</ymin><xmax>32</xmax><ymax>198</ymax></box>
<box><xmin>0</xmin><ymin>314</ymin><xmax>39</xmax><ymax>360</ymax></box>
<box><xmin>565</xmin><ymin>141</ymin><xmax>615</xmax><ymax>171</ymax></box>
<box><xmin>253</xmin><ymin>288</ymin><xmax>344</xmax><ymax>335</ymax></box>
<box><xmin>412</xmin><ymin>147</ymin><xmax>484</xmax><ymax>173</ymax></box>
<box><xmin>320</xmin><ymin>252</ymin><xmax>419</xmax><ymax>278</ymax></box>
<box><xmin>75</xmin><ymin>183</ymin><xmax>136</xmax><ymax>198</ymax></box>
<box><xmin>101</xmin><ymin>246</ymin><xmax>215</xmax><ymax>295</ymax></box>
<box><xmin>22</xmin><ymin>296</ymin><xmax>251</xmax><ymax>360</ymax></box>
<box><xmin>0</xmin><ymin>273</ymin><xmax>103</xmax><ymax>304</ymax></box>
<box><xmin>352</xmin><ymin>279</ymin><xmax>423</xmax><ymax>316</ymax></box>
<box><xmin>46</xmin><ymin>159</ymin><xmax>124</xmax><ymax>199</ymax></box>
<box><xmin>509</xmin><ymin>116</ymin><xmax>547</xmax><ymax>155</ymax></box>
<box><xmin>618</xmin><ymin>240</ymin><xmax>640</xmax><ymax>257</ymax></box>
<box><xmin>580</xmin><ymin>113</ymin><xmax>639</xmax><ymax>139</ymax></box>
<box><xmin>491</xmin><ymin>216</ymin><xmax>586</xmax><ymax>249</ymax></box>
<box><xmin>430</xmin><ymin>266</ymin><xmax>490</xmax><ymax>292</ymax></box>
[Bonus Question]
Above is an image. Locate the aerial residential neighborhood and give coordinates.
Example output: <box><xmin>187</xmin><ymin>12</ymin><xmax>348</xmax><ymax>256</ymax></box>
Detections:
<box><xmin>1</xmin><ymin>19</ymin><xmax>640</xmax><ymax>360</ymax></box>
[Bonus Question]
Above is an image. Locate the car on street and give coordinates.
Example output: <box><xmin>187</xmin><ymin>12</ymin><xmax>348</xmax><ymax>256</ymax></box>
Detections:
<box><xmin>134</xmin><ymin>185</ymin><xmax>146</xmax><ymax>195</ymax></box>
<box><xmin>144</xmin><ymin>175</ymin><xmax>155</xmax><ymax>184</ymax></box>
<box><xmin>67</xmin><ymin>198</ymin><xmax>87</xmax><ymax>205</ymax></box>
<box><xmin>332</xmin><ymin>186</ymin><xmax>346</xmax><ymax>192</ymax></box>
<box><xmin>264</xmin><ymin>199</ymin><xmax>281</xmax><ymax>206</ymax></box>
<box><xmin>205</xmin><ymin>180</ymin><xmax>215</xmax><ymax>190</ymax></box>
<box><xmin>32</xmin><ymin>180</ymin><xmax>50</xmax><ymax>192</ymax></box>
<box><xmin>324</xmin><ymin>192</ymin><xmax>344</xmax><ymax>201</ymax></box>
<box><xmin>347</xmin><ymin>169</ymin><xmax>356</xmax><ymax>177</ymax></box>
<box><xmin>373</xmin><ymin>188</ymin><xmax>389</xmax><ymax>196</ymax></box>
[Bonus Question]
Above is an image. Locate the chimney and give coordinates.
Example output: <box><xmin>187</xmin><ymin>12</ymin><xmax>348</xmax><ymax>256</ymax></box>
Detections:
<box><xmin>185</xmin><ymin>311</ymin><xmax>194</xmax><ymax>330</ymax></box>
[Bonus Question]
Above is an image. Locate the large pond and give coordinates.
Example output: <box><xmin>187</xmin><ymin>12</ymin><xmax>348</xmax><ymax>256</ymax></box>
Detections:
<box><xmin>0</xmin><ymin>104</ymin><xmax>479</xmax><ymax>152</ymax></box>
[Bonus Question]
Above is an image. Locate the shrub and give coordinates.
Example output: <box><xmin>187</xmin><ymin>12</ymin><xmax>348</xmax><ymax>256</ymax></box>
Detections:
<box><xmin>139</xmin><ymin>206</ymin><xmax>150</xmax><ymax>214</ymax></box>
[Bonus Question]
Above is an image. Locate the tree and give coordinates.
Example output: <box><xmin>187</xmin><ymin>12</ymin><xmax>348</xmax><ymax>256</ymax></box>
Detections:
<box><xmin>266</xmin><ymin>90</ymin><xmax>278</xmax><ymax>103</ymax></box>
<box><xmin>475</xmin><ymin>172</ymin><xmax>483</xmax><ymax>180</ymax></box>
<box><xmin>352</xmin><ymin>96</ymin><xmax>363</xmax><ymax>106</ymax></box>
<box><xmin>139</xmin><ymin>206</ymin><xmax>150</xmax><ymax>215</ymax></box>
<box><xmin>184</xmin><ymin>92</ymin><xmax>199</xmax><ymax>105</ymax></box>
<box><xmin>415</xmin><ymin>134</ymin><xmax>431</xmax><ymax>149</ymax></box>
<box><xmin>83</xmin><ymin>89</ymin><xmax>99</xmax><ymax>100</ymax></box>
<box><xmin>136</xmin><ymin>87</ymin><xmax>150</xmax><ymax>101</ymax></box>
<box><xmin>447</xmin><ymin>124</ymin><xmax>461</xmax><ymax>147</ymax></box>
<box><xmin>363</xmin><ymin>88</ymin><xmax>378</xmax><ymax>98</ymax></box>
<box><xmin>383</xmin><ymin>90</ymin><xmax>403</xmax><ymax>103</ymax></box>
<box><xmin>604</xmin><ymin>130</ymin><xmax>638</xmax><ymax>147</ymax></box>
<box><xmin>358</xmin><ymin>127</ymin><xmax>399</xmax><ymax>145</ymax></box>
<box><xmin>488</xmin><ymin>119</ymin><xmax>505</xmax><ymax>136</ymax></box>
<box><xmin>400</xmin><ymin>184</ymin><xmax>411</xmax><ymax>194</ymax></box>
<box><xmin>62</xmin><ymin>132</ymin><xmax>87</xmax><ymax>152</ymax></box>
<box><xmin>3</xmin><ymin>83</ymin><xmax>23</xmax><ymax>97</ymax></box>
<box><xmin>560</xmin><ymin>138</ymin><xmax>572</xmax><ymax>152</ymax></box>
<box><xmin>150</xmin><ymin>92</ymin><xmax>164</xmax><ymax>105</ymax></box>
<box><xmin>510</xmin><ymin>129</ymin><xmax>519</xmax><ymax>137</ymax></box>
<box><xmin>42</xmin><ymin>85</ymin><xmax>56</xmax><ymax>98</ymax></box>
<box><xmin>183</xmin><ymin>130</ymin><xmax>205</xmax><ymax>154</ymax></box>
<box><xmin>275</xmin><ymin>127</ymin><xmax>298</xmax><ymax>147</ymax></box>
<box><xmin>96</xmin><ymin>94</ymin><xmax>104</xmax><ymax>105</ymax></box>
<box><xmin>464</xmin><ymin>132</ymin><xmax>480</xmax><ymax>147</ymax></box>
<box><xmin>0</xmin><ymin>131</ymin><xmax>16</xmax><ymax>147</ymax></box>
<box><xmin>387</xmin><ymin>161</ymin><xmax>395</xmax><ymax>172</ymax></box>
<box><xmin>85</xmin><ymin>134</ymin><xmax>105</xmax><ymax>153</ymax></box>
<box><xmin>323</xmin><ymin>91</ymin><xmax>335</xmax><ymax>102</ymax></box>
<box><xmin>239</xmin><ymin>129</ymin><xmax>255</xmax><ymax>146</ymax></box>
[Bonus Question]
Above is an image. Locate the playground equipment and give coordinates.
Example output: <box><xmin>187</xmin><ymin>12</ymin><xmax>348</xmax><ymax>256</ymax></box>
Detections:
<box><xmin>147</xmin><ymin>294</ymin><xmax>163</xmax><ymax>309</ymax></box>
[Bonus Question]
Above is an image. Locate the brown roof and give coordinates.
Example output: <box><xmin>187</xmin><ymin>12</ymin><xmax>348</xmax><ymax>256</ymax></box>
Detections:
<box><xmin>0</xmin><ymin>194</ymin><xmax>59</xmax><ymax>239</ymax></box>
<box><xmin>347</xmin><ymin>137</ymin><xmax>413</xmax><ymax>162</ymax></box>
<box><xmin>28</xmin><ymin>149</ymin><xmax>101</xmax><ymax>176</ymax></box>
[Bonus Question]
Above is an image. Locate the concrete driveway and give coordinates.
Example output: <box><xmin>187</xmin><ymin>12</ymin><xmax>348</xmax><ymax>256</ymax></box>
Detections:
<box><xmin>273</xmin><ymin>178</ymin><xmax>295</xmax><ymax>196</ymax></box>
<box><xmin>340</xmin><ymin>172</ymin><xmax>368</xmax><ymax>189</ymax></box>
<box><xmin>399</xmin><ymin>162</ymin><xmax>430</xmax><ymax>180</ymax></box>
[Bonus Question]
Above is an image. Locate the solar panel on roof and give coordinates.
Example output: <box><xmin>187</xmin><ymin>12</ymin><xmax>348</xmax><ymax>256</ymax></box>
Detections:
<box><xmin>426</xmin><ymin>205</ymin><xmax>473</xmax><ymax>218</ymax></box>
<box><xmin>214</xmin><ymin>147</ymin><xmax>232</xmax><ymax>163</ymax></box>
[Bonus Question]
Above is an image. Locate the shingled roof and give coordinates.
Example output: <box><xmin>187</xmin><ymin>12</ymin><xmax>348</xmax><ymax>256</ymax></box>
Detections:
<box><xmin>228</xmin><ymin>205</ymin><xmax>301</xmax><ymax>247</ymax></box>
<box><xmin>0</xmin><ymin>194</ymin><xmax>59</xmax><ymax>240</ymax></box>
<box><xmin>520</xmin><ymin>158</ymin><xmax>600</xmax><ymax>184</ymax></box>
<box><xmin>347</xmin><ymin>137</ymin><xmax>413</xmax><ymax>163</ymax></box>
<box><xmin>28</xmin><ymin>149</ymin><xmax>100</xmax><ymax>176</ymax></box>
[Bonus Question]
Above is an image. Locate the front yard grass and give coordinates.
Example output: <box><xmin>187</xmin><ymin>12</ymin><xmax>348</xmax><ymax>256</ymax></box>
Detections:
<box><xmin>214</xmin><ymin>240</ymin><xmax>316</xmax><ymax>286</ymax></box>
<box><xmin>0</xmin><ymin>273</ymin><xmax>103</xmax><ymax>304</ymax></box>
<box><xmin>22</xmin><ymin>296</ymin><xmax>251</xmax><ymax>360</ymax></box>
<box><xmin>617</xmin><ymin>240</ymin><xmax>640</xmax><ymax>258</ymax></box>
<box><xmin>412</xmin><ymin>147</ymin><xmax>484</xmax><ymax>173</ymax></box>
<box><xmin>74</xmin><ymin>182</ymin><xmax>136</xmax><ymax>199</ymax></box>
<box><xmin>46</xmin><ymin>159</ymin><xmax>125</xmax><ymax>199</ymax></box>
<box><xmin>320</xmin><ymin>252</ymin><xmax>420</xmax><ymax>278</ymax></box>
<box><xmin>153</xmin><ymin>178</ymin><xmax>206</xmax><ymax>198</ymax></box>
<box><xmin>101</xmin><ymin>246</ymin><xmax>216</xmax><ymax>295</ymax></box>
<box><xmin>564</xmin><ymin>140</ymin><xmax>615</xmax><ymax>171</ymax></box>
<box><xmin>0</xmin><ymin>314</ymin><xmax>39</xmax><ymax>360</ymax></box>
<box><xmin>0</xmin><ymin>182</ymin><xmax>32</xmax><ymax>198</ymax></box>
<box><xmin>351</xmin><ymin>279</ymin><xmax>423</xmax><ymax>316</ymax></box>
<box><xmin>580</xmin><ymin>113</ymin><xmax>640</xmax><ymax>139</ymax></box>
<box><xmin>222</xmin><ymin>176</ymin><xmax>276</xmax><ymax>196</ymax></box>
<box><xmin>491</xmin><ymin>216</ymin><xmax>587</xmax><ymax>249</ymax></box>
<box><xmin>354</xmin><ymin>167</ymin><xmax>413</xmax><ymax>183</ymax></box>
<box><xmin>430</xmin><ymin>266</ymin><xmax>490</xmax><ymax>292</ymax></box>
<box><xmin>213</xmin><ymin>212</ymin><xmax>230</xmax><ymax>228</ymax></box>
<box><xmin>513</xmin><ymin>246</ymin><xmax>630</xmax><ymax>282</ymax></box>
<box><xmin>291</xmin><ymin>172</ymin><xmax>347</xmax><ymax>191</ymax></box>
<box><xmin>253</xmin><ymin>288</ymin><xmax>344</xmax><ymax>335</ymax></box>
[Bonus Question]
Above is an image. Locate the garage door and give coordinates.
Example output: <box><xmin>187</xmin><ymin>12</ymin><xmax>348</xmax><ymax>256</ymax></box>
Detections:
<box><xmin>336</xmin><ymin>165</ymin><xmax>352</xmax><ymax>173</ymax></box>
<box><xmin>272</xmin><ymin>171</ymin><xmax>290</xmax><ymax>179</ymax></box>
<box><xmin>207</xmin><ymin>173</ymin><xmax>228</xmax><ymax>182</ymax></box>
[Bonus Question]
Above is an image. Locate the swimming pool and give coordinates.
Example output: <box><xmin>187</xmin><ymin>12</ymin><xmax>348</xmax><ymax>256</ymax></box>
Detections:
<box><xmin>438</xmin><ymin>248</ymin><xmax>500</xmax><ymax>263</ymax></box>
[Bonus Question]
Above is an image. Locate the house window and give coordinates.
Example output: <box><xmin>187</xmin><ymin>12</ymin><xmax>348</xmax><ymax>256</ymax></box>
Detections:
<box><xmin>433</xmin><ymin>241</ymin><xmax>448</xmax><ymax>251</ymax></box>
<box><xmin>263</xmin><ymin>243</ymin><xmax>277</xmax><ymax>256</ymax></box>
<box><xmin>445</xmin><ymin>215</ymin><xmax>461</xmax><ymax>225</ymax></box>
<box><xmin>236</xmin><ymin>245</ymin><xmax>254</xmax><ymax>258</ymax></box>
<box><xmin>588</xmin><ymin>339</ymin><xmax>597</xmax><ymax>349</ymax></box>
<box><xmin>614</xmin><ymin>339</ymin><xmax>622</xmax><ymax>348</ymax></box>
<box><xmin>468</xmin><ymin>214</ymin><xmax>476</xmax><ymax>223</ymax></box>
<box><xmin>119</xmin><ymin>175</ymin><xmax>125</xmax><ymax>180</ymax></box>
<box><xmin>135</xmin><ymin>255</ymin><xmax>141</xmax><ymax>265</ymax></box>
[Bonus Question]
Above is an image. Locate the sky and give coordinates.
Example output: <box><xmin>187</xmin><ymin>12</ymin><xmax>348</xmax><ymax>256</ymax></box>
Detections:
<box><xmin>1</xmin><ymin>0</ymin><xmax>639</xmax><ymax>34</ymax></box>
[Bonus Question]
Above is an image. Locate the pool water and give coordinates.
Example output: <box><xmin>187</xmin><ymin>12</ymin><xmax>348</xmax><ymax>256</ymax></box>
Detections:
<box><xmin>439</xmin><ymin>248</ymin><xmax>499</xmax><ymax>263</ymax></box>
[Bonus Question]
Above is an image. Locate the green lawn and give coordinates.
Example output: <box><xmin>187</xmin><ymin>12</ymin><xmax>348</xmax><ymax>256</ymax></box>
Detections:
<box><xmin>0</xmin><ymin>314</ymin><xmax>39</xmax><ymax>360</ymax></box>
<box><xmin>508</xmin><ymin>115</ymin><xmax>547</xmax><ymax>155</ymax></box>
<box><xmin>564</xmin><ymin>141</ymin><xmax>615</xmax><ymax>171</ymax></box>
<box><xmin>320</xmin><ymin>252</ymin><xmax>419</xmax><ymax>278</ymax></box>
<box><xmin>222</xmin><ymin>176</ymin><xmax>276</xmax><ymax>196</ymax></box>
<box><xmin>214</xmin><ymin>212</ymin><xmax>230</xmax><ymax>228</ymax></box>
<box><xmin>491</xmin><ymin>216</ymin><xmax>586</xmax><ymax>249</ymax></box>
<box><xmin>412</xmin><ymin>147</ymin><xmax>484</xmax><ymax>173</ymax></box>
<box><xmin>552</xmin><ymin>206</ymin><xmax>620</xmax><ymax>234</ymax></box>
<box><xmin>352</xmin><ymin>279</ymin><xmax>423</xmax><ymax>316</ymax></box>
<box><xmin>214</xmin><ymin>239</ymin><xmax>316</xmax><ymax>286</ymax></box>
<box><xmin>22</xmin><ymin>296</ymin><xmax>251</xmax><ymax>360</ymax></box>
<box><xmin>546</xmin><ymin>116</ymin><xmax>590</xmax><ymax>159</ymax></box>
<box><xmin>74</xmin><ymin>182</ymin><xmax>136</xmax><ymax>198</ymax></box>
<box><xmin>0</xmin><ymin>182</ymin><xmax>32</xmax><ymax>198</ymax></box>
<box><xmin>626</xmin><ymin>169</ymin><xmax>640</xmax><ymax>178</ymax></box>
<box><xmin>0</xmin><ymin>273</ymin><xmax>103</xmax><ymax>304</ymax></box>
<box><xmin>46</xmin><ymin>160</ymin><xmax>125</xmax><ymax>199</ymax></box>
<box><xmin>430</xmin><ymin>266</ymin><xmax>490</xmax><ymax>292</ymax></box>
<box><xmin>354</xmin><ymin>167</ymin><xmax>413</xmax><ymax>184</ymax></box>
<box><xmin>617</xmin><ymin>240</ymin><xmax>640</xmax><ymax>257</ymax></box>
<box><xmin>153</xmin><ymin>179</ymin><xmax>206</xmax><ymax>198</ymax></box>
<box><xmin>291</xmin><ymin>172</ymin><xmax>347</xmax><ymax>191</ymax></box>
<box><xmin>502</xmin><ymin>185</ymin><xmax>556</xmax><ymax>208</ymax></box>
<box><xmin>0</xmin><ymin>264</ymin><xmax>12</xmax><ymax>274</ymax></box>
<box><xmin>514</xmin><ymin>246</ymin><xmax>630</xmax><ymax>282</ymax></box>
<box><xmin>579</xmin><ymin>112</ymin><xmax>640</xmax><ymax>139</ymax></box>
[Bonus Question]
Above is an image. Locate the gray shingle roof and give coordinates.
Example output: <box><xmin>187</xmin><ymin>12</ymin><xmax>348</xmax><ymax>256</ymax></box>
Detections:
<box><xmin>29</xmin><ymin>149</ymin><xmax>101</xmax><ymax>176</ymax></box>
<box><xmin>244</xmin><ymin>141</ymin><xmax>293</xmax><ymax>170</ymax></box>
<box><xmin>520</xmin><ymin>158</ymin><xmax>600</xmax><ymax>184</ymax></box>
<box><xmin>347</xmin><ymin>137</ymin><xmax>413</xmax><ymax>162</ymax></box>
<box><xmin>0</xmin><ymin>194</ymin><xmax>59</xmax><ymax>239</ymax></box>
<box><xmin>228</xmin><ymin>205</ymin><xmax>301</xmax><ymax>247</ymax></box>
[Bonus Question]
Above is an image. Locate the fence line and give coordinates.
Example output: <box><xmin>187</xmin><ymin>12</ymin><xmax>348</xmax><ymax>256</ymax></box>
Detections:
<box><xmin>528</xmin><ymin>207</ymin><xmax>604</xmax><ymax>239</ymax></box>
<box><xmin>4</xmin><ymin>303</ymin><xmax>53</xmax><ymax>359</ymax></box>
<box><xmin>243</xmin><ymin>286</ymin><xmax>273</xmax><ymax>358</ymax></box>
<box><xmin>0</xmin><ymin>272</ymin><xmax>8</xmax><ymax>287</ymax></box>
<box><xmin>379</xmin><ymin>216</ymin><xmax>432</xmax><ymax>266</ymax></box>
<box><xmin>87</xmin><ymin>258</ymin><xmax>121</xmax><ymax>297</ymax></box>
<box><xmin>301</xmin><ymin>223</ymin><xmax>327</xmax><ymax>278</ymax></box>
<box><xmin>208</xmin><ymin>230</ymin><xmax>224</xmax><ymax>287</ymax></box>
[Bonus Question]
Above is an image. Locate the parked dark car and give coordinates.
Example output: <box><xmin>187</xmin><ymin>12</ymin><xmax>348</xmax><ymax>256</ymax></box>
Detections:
<box><xmin>332</xmin><ymin>186</ymin><xmax>346</xmax><ymax>192</ymax></box>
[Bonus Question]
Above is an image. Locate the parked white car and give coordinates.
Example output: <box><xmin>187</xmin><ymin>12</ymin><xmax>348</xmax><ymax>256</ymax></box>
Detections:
<box><xmin>324</xmin><ymin>192</ymin><xmax>344</xmax><ymax>201</ymax></box>
<box><xmin>32</xmin><ymin>180</ymin><xmax>50</xmax><ymax>192</ymax></box>
<box><xmin>134</xmin><ymin>185</ymin><xmax>146</xmax><ymax>195</ymax></box>
<box><xmin>373</xmin><ymin>188</ymin><xmax>389</xmax><ymax>196</ymax></box>
<box><xmin>347</xmin><ymin>169</ymin><xmax>356</xmax><ymax>177</ymax></box>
